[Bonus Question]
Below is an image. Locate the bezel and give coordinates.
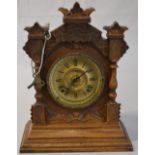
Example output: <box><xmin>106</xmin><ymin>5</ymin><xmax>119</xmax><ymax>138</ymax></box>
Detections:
<box><xmin>46</xmin><ymin>52</ymin><xmax>105</xmax><ymax>109</ymax></box>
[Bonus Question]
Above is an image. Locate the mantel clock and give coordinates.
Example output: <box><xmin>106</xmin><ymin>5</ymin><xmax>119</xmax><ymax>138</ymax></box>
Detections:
<box><xmin>20</xmin><ymin>2</ymin><xmax>133</xmax><ymax>152</ymax></box>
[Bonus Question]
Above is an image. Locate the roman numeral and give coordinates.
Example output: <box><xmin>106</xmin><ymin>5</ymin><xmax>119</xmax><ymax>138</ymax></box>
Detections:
<box><xmin>64</xmin><ymin>63</ymin><xmax>70</xmax><ymax>68</ymax></box>
<box><xmin>58</xmin><ymin>70</ymin><xmax>64</xmax><ymax>73</ymax></box>
<box><xmin>89</xmin><ymin>77</ymin><xmax>96</xmax><ymax>81</ymax></box>
<box><xmin>74</xmin><ymin>92</ymin><xmax>78</xmax><ymax>98</ymax></box>
<box><xmin>64</xmin><ymin>91</ymin><xmax>69</xmax><ymax>95</ymax></box>
<box><xmin>86</xmin><ymin>85</ymin><xmax>93</xmax><ymax>92</ymax></box>
<box><xmin>56</xmin><ymin>79</ymin><xmax>62</xmax><ymax>82</ymax></box>
<box><xmin>82</xmin><ymin>62</ymin><xmax>86</xmax><ymax>68</ymax></box>
<box><xmin>83</xmin><ymin>91</ymin><xmax>87</xmax><ymax>96</ymax></box>
<box><xmin>58</xmin><ymin>85</ymin><xmax>65</xmax><ymax>92</ymax></box>
<box><xmin>73</xmin><ymin>58</ymin><xmax>78</xmax><ymax>66</ymax></box>
<box><xmin>86</xmin><ymin>69</ymin><xmax>93</xmax><ymax>73</ymax></box>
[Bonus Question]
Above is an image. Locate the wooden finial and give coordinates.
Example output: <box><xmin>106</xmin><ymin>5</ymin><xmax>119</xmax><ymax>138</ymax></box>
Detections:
<box><xmin>25</xmin><ymin>22</ymin><xmax>49</xmax><ymax>34</ymax></box>
<box><xmin>104</xmin><ymin>21</ymin><xmax>128</xmax><ymax>38</ymax></box>
<box><xmin>58</xmin><ymin>2</ymin><xmax>95</xmax><ymax>23</ymax></box>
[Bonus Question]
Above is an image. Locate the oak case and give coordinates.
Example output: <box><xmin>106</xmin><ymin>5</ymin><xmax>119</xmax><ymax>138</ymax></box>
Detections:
<box><xmin>20</xmin><ymin>2</ymin><xmax>133</xmax><ymax>152</ymax></box>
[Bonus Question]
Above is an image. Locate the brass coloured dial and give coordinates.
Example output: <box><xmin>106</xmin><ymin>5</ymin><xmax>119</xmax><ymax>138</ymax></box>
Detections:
<box><xmin>47</xmin><ymin>53</ymin><xmax>104</xmax><ymax>109</ymax></box>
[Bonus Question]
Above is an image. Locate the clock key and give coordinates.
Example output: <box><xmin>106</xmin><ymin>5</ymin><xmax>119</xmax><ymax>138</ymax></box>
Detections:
<box><xmin>27</xmin><ymin>76</ymin><xmax>45</xmax><ymax>89</ymax></box>
<box><xmin>27</xmin><ymin>79</ymin><xmax>35</xmax><ymax>89</ymax></box>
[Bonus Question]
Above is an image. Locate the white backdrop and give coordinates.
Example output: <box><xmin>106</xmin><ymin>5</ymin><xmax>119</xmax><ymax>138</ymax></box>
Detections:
<box><xmin>18</xmin><ymin>0</ymin><xmax>138</xmax><ymax>154</ymax></box>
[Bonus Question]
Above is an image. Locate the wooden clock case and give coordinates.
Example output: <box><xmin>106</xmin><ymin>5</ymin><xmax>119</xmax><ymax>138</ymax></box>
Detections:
<box><xmin>20</xmin><ymin>2</ymin><xmax>133</xmax><ymax>153</ymax></box>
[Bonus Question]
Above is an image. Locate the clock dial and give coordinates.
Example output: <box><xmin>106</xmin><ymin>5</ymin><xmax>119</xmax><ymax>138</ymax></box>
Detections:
<box><xmin>47</xmin><ymin>53</ymin><xmax>104</xmax><ymax>109</ymax></box>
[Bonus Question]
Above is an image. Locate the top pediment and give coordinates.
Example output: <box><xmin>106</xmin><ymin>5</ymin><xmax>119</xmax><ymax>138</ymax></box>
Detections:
<box><xmin>59</xmin><ymin>2</ymin><xmax>95</xmax><ymax>23</ymax></box>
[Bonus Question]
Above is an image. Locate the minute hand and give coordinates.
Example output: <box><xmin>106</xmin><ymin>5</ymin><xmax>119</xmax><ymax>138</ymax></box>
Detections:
<box><xmin>73</xmin><ymin>70</ymin><xmax>88</xmax><ymax>82</ymax></box>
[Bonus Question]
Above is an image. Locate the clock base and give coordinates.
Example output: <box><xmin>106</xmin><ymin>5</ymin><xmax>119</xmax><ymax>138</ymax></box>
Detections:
<box><xmin>20</xmin><ymin>120</ymin><xmax>133</xmax><ymax>153</ymax></box>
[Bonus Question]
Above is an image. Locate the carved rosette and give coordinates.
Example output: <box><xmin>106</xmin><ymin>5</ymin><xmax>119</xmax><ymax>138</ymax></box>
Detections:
<box><xmin>49</xmin><ymin>111</ymin><xmax>104</xmax><ymax>123</ymax></box>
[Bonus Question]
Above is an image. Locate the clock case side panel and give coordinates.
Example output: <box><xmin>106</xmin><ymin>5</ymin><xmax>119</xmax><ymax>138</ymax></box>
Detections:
<box><xmin>41</xmin><ymin>42</ymin><xmax>111</xmax><ymax>123</ymax></box>
<box><xmin>104</xmin><ymin>22</ymin><xmax>129</xmax><ymax>122</ymax></box>
<box><xmin>23</xmin><ymin>23</ymin><xmax>50</xmax><ymax>124</ymax></box>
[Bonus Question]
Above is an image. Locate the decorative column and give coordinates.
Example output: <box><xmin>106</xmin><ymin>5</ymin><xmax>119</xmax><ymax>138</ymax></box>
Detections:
<box><xmin>23</xmin><ymin>23</ymin><xmax>49</xmax><ymax>124</ymax></box>
<box><xmin>104</xmin><ymin>22</ymin><xmax>128</xmax><ymax>122</ymax></box>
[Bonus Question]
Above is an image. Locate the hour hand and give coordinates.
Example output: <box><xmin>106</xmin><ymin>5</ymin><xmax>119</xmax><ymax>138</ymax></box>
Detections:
<box><xmin>73</xmin><ymin>70</ymin><xmax>88</xmax><ymax>82</ymax></box>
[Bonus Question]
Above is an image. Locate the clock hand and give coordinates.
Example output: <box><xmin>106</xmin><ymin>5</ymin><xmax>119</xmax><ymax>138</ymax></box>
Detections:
<box><xmin>65</xmin><ymin>75</ymin><xmax>80</xmax><ymax>93</ymax></box>
<box><xmin>66</xmin><ymin>70</ymin><xmax>89</xmax><ymax>93</ymax></box>
<box><xmin>73</xmin><ymin>70</ymin><xmax>88</xmax><ymax>82</ymax></box>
